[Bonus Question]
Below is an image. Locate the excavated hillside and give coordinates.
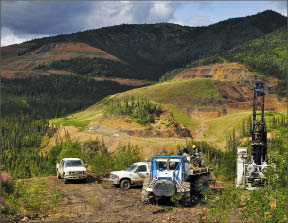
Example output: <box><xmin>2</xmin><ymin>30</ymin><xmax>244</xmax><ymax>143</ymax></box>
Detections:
<box><xmin>173</xmin><ymin>63</ymin><xmax>285</xmax><ymax>117</ymax></box>
<box><xmin>1</xmin><ymin>42</ymin><xmax>119</xmax><ymax>78</ymax></box>
<box><xmin>1</xmin><ymin>42</ymin><xmax>152</xmax><ymax>86</ymax></box>
<box><xmin>173</xmin><ymin>63</ymin><xmax>254</xmax><ymax>82</ymax></box>
<box><xmin>47</xmin><ymin>63</ymin><xmax>286</xmax><ymax>153</ymax></box>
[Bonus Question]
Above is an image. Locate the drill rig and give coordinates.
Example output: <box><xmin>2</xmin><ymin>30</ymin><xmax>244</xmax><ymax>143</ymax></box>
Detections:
<box><xmin>236</xmin><ymin>82</ymin><xmax>268</xmax><ymax>190</ymax></box>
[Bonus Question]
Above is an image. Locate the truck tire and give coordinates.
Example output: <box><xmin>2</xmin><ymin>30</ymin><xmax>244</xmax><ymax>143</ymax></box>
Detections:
<box><xmin>57</xmin><ymin>171</ymin><xmax>61</xmax><ymax>179</ymax></box>
<box><xmin>190</xmin><ymin>174</ymin><xmax>209</xmax><ymax>204</ymax></box>
<box><xmin>120</xmin><ymin>179</ymin><xmax>130</xmax><ymax>190</ymax></box>
<box><xmin>64</xmin><ymin>177</ymin><xmax>68</xmax><ymax>184</ymax></box>
<box><xmin>141</xmin><ymin>178</ymin><xmax>154</xmax><ymax>204</ymax></box>
<box><xmin>179</xmin><ymin>182</ymin><xmax>191</xmax><ymax>207</ymax></box>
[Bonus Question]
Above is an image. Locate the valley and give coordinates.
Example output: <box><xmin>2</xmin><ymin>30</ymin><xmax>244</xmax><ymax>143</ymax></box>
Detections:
<box><xmin>1</xmin><ymin>9</ymin><xmax>287</xmax><ymax>223</ymax></box>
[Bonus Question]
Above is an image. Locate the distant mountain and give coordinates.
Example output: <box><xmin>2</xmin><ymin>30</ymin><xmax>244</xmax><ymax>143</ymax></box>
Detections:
<box><xmin>1</xmin><ymin>10</ymin><xmax>286</xmax><ymax>81</ymax></box>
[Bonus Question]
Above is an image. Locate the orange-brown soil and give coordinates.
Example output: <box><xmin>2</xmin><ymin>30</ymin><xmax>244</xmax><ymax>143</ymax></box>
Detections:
<box><xmin>173</xmin><ymin>63</ymin><xmax>255</xmax><ymax>82</ymax></box>
<box><xmin>1</xmin><ymin>42</ymin><xmax>122</xmax><ymax>79</ymax></box>
<box><xmin>31</xmin><ymin>42</ymin><xmax>120</xmax><ymax>61</ymax></box>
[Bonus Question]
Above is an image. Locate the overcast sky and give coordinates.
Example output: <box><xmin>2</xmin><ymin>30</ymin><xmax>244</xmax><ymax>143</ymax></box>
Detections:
<box><xmin>1</xmin><ymin>1</ymin><xmax>287</xmax><ymax>46</ymax></box>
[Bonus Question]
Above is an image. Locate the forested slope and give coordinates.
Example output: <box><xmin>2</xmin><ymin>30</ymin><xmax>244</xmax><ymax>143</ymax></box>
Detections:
<box><xmin>3</xmin><ymin>10</ymin><xmax>285</xmax><ymax>81</ymax></box>
<box><xmin>1</xmin><ymin>75</ymin><xmax>135</xmax><ymax>178</ymax></box>
<box><xmin>160</xmin><ymin>25</ymin><xmax>287</xmax><ymax>95</ymax></box>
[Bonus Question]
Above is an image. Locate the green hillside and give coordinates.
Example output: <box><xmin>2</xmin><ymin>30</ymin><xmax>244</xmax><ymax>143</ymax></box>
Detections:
<box><xmin>117</xmin><ymin>79</ymin><xmax>219</xmax><ymax>104</ymax></box>
<box><xmin>160</xmin><ymin>26</ymin><xmax>287</xmax><ymax>85</ymax></box>
<box><xmin>71</xmin><ymin>78</ymin><xmax>243</xmax><ymax>132</ymax></box>
<box><xmin>15</xmin><ymin>10</ymin><xmax>286</xmax><ymax>81</ymax></box>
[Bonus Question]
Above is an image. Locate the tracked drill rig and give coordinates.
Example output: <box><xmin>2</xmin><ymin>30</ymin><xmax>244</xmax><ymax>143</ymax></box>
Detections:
<box><xmin>236</xmin><ymin>82</ymin><xmax>268</xmax><ymax>190</ymax></box>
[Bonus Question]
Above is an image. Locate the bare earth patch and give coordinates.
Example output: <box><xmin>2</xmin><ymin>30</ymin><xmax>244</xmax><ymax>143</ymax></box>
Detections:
<box><xmin>1</xmin><ymin>176</ymin><xmax>242</xmax><ymax>223</ymax></box>
<box><xmin>22</xmin><ymin>176</ymin><xmax>206</xmax><ymax>223</ymax></box>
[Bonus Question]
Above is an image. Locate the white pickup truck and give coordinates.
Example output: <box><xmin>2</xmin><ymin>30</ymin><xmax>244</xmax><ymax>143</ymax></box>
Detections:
<box><xmin>109</xmin><ymin>162</ymin><xmax>150</xmax><ymax>189</ymax></box>
<box><xmin>56</xmin><ymin>158</ymin><xmax>88</xmax><ymax>184</ymax></box>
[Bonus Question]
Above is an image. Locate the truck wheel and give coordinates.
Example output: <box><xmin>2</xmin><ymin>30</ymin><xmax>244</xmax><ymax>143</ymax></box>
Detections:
<box><xmin>179</xmin><ymin>182</ymin><xmax>191</xmax><ymax>207</ymax></box>
<box><xmin>120</xmin><ymin>179</ymin><xmax>130</xmax><ymax>190</ymax></box>
<box><xmin>141</xmin><ymin>178</ymin><xmax>154</xmax><ymax>204</ymax></box>
<box><xmin>57</xmin><ymin>171</ymin><xmax>61</xmax><ymax>179</ymax></box>
<box><xmin>190</xmin><ymin>175</ymin><xmax>209</xmax><ymax>204</ymax></box>
<box><xmin>64</xmin><ymin>178</ymin><xmax>68</xmax><ymax>184</ymax></box>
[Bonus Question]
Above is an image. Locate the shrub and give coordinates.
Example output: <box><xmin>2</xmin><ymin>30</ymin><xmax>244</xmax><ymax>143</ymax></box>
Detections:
<box><xmin>91</xmin><ymin>147</ymin><xmax>114</xmax><ymax>179</ymax></box>
<box><xmin>113</xmin><ymin>144</ymin><xmax>142</xmax><ymax>171</ymax></box>
<box><xmin>57</xmin><ymin>141</ymin><xmax>85</xmax><ymax>162</ymax></box>
<box><xmin>1</xmin><ymin>175</ymin><xmax>62</xmax><ymax>216</ymax></box>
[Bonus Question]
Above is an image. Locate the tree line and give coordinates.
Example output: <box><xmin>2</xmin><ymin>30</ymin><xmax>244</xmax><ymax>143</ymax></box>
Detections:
<box><xmin>36</xmin><ymin>57</ymin><xmax>142</xmax><ymax>80</ymax></box>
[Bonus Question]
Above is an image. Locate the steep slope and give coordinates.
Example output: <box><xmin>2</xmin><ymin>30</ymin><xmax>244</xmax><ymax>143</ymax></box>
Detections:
<box><xmin>161</xmin><ymin>25</ymin><xmax>287</xmax><ymax>86</ymax></box>
<box><xmin>2</xmin><ymin>10</ymin><xmax>285</xmax><ymax>81</ymax></box>
<box><xmin>172</xmin><ymin>63</ymin><xmax>279</xmax><ymax>90</ymax></box>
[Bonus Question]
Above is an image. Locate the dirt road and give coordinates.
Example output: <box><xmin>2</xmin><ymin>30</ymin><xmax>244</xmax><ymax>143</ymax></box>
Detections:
<box><xmin>2</xmin><ymin>175</ymin><xmax>242</xmax><ymax>223</ymax></box>
<box><xmin>27</xmin><ymin>175</ymin><xmax>205</xmax><ymax>223</ymax></box>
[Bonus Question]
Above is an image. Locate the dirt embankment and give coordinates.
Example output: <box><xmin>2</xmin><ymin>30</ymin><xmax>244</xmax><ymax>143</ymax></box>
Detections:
<box><xmin>173</xmin><ymin>63</ymin><xmax>255</xmax><ymax>82</ymax></box>
<box><xmin>99</xmin><ymin>114</ymin><xmax>192</xmax><ymax>139</ymax></box>
<box><xmin>217</xmin><ymin>81</ymin><xmax>286</xmax><ymax>113</ymax></box>
<box><xmin>168</xmin><ymin>63</ymin><xmax>286</xmax><ymax>120</ymax></box>
<box><xmin>182</xmin><ymin>80</ymin><xmax>286</xmax><ymax>120</ymax></box>
<box><xmin>31</xmin><ymin>42</ymin><xmax>120</xmax><ymax>62</ymax></box>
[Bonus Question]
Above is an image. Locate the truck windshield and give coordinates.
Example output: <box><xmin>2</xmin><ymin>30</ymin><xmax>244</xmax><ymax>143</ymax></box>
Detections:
<box><xmin>65</xmin><ymin>160</ymin><xmax>83</xmax><ymax>167</ymax></box>
<box><xmin>156</xmin><ymin>161</ymin><xmax>179</xmax><ymax>170</ymax></box>
<box><xmin>127</xmin><ymin>164</ymin><xmax>137</xmax><ymax>172</ymax></box>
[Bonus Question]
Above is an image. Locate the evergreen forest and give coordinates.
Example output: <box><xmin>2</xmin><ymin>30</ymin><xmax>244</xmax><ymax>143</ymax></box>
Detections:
<box><xmin>1</xmin><ymin>75</ymin><xmax>134</xmax><ymax>178</ymax></box>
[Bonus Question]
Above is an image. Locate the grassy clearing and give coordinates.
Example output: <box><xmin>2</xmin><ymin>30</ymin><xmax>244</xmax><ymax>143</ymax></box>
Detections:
<box><xmin>52</xmin><ymin>118</ymin><xmax>90</xmax><ymax>130</ymax></box>
<box><xmin>113</xmin><ymin>79</ymin><xmax>220</xmax><ymax>130</ymax></box>
<box><xmin>118</xmin><ymin>79</ymin><xmax>219</xmax><ymax>103</ymax></box>
<box><xmin>166</xmin><ymin>104</ymin><xmax>199</xmax><ymax>130</ymax></box>
<box><xmin>204</xmin><ymin>111</ymin><xmax>251</xmax><ymax>144</ymax></box>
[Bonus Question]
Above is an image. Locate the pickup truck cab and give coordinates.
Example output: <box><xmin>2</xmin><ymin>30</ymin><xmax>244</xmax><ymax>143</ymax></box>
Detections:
<box><xmin>56</xmin><ymin>158</ymin><xmax>87</xmax><ymax>184</ymax></box>
<box><xmin>109</xmin><ymin>162</ymin><xmax>150</xmax><ymax>189</ymax></box>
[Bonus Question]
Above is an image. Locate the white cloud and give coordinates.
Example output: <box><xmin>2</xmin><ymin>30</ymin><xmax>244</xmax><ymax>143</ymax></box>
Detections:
<box><xmin>1</xmin><ymin>27</ymin><xmax>50</xmax><ymax>47</ymax></box>
<box><xmin>187</xmin><ymin>16</ymin><xmax>213</xmax><ymax>27</ymax></box>
<box><xmin>84</xmin><ymin>2</ymin><xmax>134</xmax><ymax>29</ymax></box>
<box><xmin>2</xmin><ymin>1</ymin><xmax>182</xmax><ymax>46</ymax></box>
<box><xmin>84</xmin><ymin>2</ymin><xmax>180</xmax><ymax>30</ymax></box>
<box><xmin>148</xmin><ymin>2</ymin><xmax>177</xmax><ymax>23</ymax></box>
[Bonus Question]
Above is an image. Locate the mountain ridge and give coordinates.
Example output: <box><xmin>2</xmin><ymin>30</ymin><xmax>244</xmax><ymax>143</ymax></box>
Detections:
<box><xmin>1</xmin><ymin>10</ymin><xmax>286</xmax><ymax>81</ymax></box>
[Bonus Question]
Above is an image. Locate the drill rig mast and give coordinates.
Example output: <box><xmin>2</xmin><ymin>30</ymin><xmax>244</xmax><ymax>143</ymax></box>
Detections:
<box><xmin>251</xmin><ymin>82</ymin><xmax>267</xmax><ymax>165</ymax></box>
<box><xmin>236</xmin><ymin>82</ymin><xmax>268</xmax><ymax>190</ymax></box>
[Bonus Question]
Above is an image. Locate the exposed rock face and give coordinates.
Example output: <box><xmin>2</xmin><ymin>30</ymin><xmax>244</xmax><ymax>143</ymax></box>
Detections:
<box><xmin>173</xmin><ymin>63</ymin><xmax>255</xmax><ymax>82</ymax></box>
<box><xmin>183</xmin><ymin>107</ymin><xmax>227</xmax><ymax>120</ymax></box>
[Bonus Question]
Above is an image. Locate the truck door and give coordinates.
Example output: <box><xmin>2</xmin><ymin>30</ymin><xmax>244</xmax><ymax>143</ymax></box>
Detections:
<box><xmin>133</xmin><ymin>165</ymin><xmax>149</xmax><ymax>185</ymax></box>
